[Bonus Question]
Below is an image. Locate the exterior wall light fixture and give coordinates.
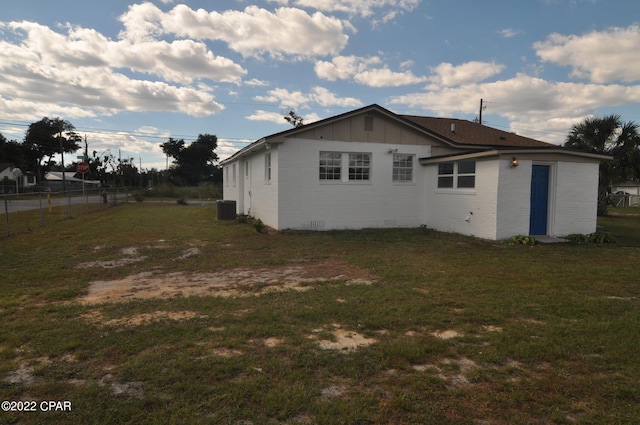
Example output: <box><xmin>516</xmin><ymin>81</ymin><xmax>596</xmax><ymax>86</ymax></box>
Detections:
<box><xmin>511</xmin><ymin>157</ymin><xmax>519</xmax><ymax>167</ymax></box>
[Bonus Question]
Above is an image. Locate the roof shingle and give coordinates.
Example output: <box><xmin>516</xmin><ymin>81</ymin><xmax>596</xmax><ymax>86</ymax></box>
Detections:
<box><xmin>401</xmin><ymin>116</ymin><xmax>555</xmax><ymax>149</ymax></box>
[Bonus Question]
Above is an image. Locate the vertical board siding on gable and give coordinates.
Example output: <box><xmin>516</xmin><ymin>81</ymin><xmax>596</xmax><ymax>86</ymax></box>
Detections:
<box><xmin>299</xmin><ymin>113</ymin><xmax>436</xmax><ymax>145</ymax></box>
<box><xmin>277</xmin><ymin>138</ymin><xmax>428</xmax><ymax>230</ymax></box>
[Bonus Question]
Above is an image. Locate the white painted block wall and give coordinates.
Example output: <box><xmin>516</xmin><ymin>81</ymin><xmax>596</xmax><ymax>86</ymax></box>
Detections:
<box><xmin>247</xmin><ymin>147</ymin><xmax>279</xmax><ymax>229</ymax></box>
<box><xmin>224</xmin><ymin>144</ymin><xmax>601</xmax><ymax>239</ymax></box>
<box><xmin>423</xmin><ymin>159</ymin><xmax>499</xmax><ymax>239</ymax></box>
<box><xmin>552</xmin><ymin>161</ymin><xmax>599</xmax><ymax>236</ymax></box>
<box><xmin>495</xmin><ymin>159</ymin><xmax>533</xmax><ymax>239</ymax></box>
<box><xmin>222</xmin><ymin>148</ymin><xmax>280</xmax><ymax>228</ymax></box>
<box><xmin>222</xmin><ymin>163</ymin><xmax>240</xmax><ymax>207</ymax></box>
<box><xmin>277</xmin><ymin>138</ymin><xmax>430</xmax><ymax>230</ymax></box>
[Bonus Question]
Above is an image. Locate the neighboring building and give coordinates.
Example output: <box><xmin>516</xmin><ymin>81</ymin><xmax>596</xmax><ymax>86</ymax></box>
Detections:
<box><xmin>221</xmin><ymin>104</ymin><xmax>609</xmax><ymax>240</ymax></box>
<box><xmin>44</xmin><ymin>171</ymin><xmax>101</xmax><ymax>191</ymax></box>
<box><xmin>0</xmin><ymin>163</ymin><xmax>36</xmax><ymax>193</ymax></box>
<box><xmin>611</xmin><ymin>182</ymin><xmax>640</xmax><ymax>195</ymax></box>
<box><xmin>610</xmin><ymin>181</ymin><xmax>640</xmax><ymax>207</ymax></box>
<box><xmin>0</xmin><ymin>163</ymin><xmax>15</xmax><ymax>181</ymax></box>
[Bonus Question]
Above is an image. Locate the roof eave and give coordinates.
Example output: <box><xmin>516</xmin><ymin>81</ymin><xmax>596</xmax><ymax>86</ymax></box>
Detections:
<box><xmin>221</xmin><ymin>104</ymin><xmax>466</xmax><ymax>165</ymax></box>
<box><xmin>419</xmin><ymin>148</ymin><xmax>612</xmax><ymax>165</ymax></box>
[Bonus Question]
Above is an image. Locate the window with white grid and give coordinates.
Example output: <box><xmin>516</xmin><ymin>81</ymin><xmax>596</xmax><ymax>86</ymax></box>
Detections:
<box><xmin>348</xmin><ymin>153</ymin><xmax>371</xmax><ymax>181</ymax></box>
<box><xmin>319</xmin><ymin>152</ymin><xmax>342</xmax><ymax>180</ymax></box>
<box><xmin>393</xmin><ymin>154</ymin><xmax>413</xmax><ymax>182</ymax></box>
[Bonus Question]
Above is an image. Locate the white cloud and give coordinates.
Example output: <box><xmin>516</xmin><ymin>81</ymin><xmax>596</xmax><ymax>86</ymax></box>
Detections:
<box><xmin>0</xmin><ymin>20</ymin><xmax>236</xmax><ymax>120</ymax></box>
<box><xmin>390</xmin><ymin>73</ymin><xmax>640</xmax><ymax>144</ymax></box>
<box><xmin>107</xmin><ymin>39</ymin><xmax>246</xmax><ymax>84</ymax></box>
<box><xmin>354</xmin><ymin>68</ymin><xmax>427</xmax><ymax>87</ymax></box>
<box><xmin>255</xmin><ymin>88</ymin><xmax>311</xmax><ymax>109</ymax></box>
<box><xmin>119</xmin><ymin>3</ymin><xmax>351</xmax><ymax>59</ymax></box>
<box><xmin>246</xmin><ymin>110</ymin><xmax>287</xmax><ymax>123</ymax></box>
<box><xmin>498</xmin><ymin>28</ymin><xmax>521</xmax><ymax>38</ymax></box>
<box><xmin>315</xmin><ymin>55</ymin><xmax>426</xmax><ymax>87</ymax></box>
<box><xmin>246</xmin><ymin>109</ymin><xmax>321</xmax><ymax>126</ymax></box>
<box><xmin>315</xmin><ymin>55</ymin><xmax>382</xmax><ymax>81</ymax></box>
<box><xmin>310</xmin><ymin>87</ymin><xmax>362</xmax><ymax>107</ymax></box>
<box><xmin>269</xmin><ymin>0</ymin><xmax>420</xmax><ymax>18</ymax></box>
<box><xmin>254</xmin><ymin>87</ymin><xmax>362</xmax><ymax>109</ymax></box>
<box><xmin>245</xmin><ymin>79</ymin><xmax>270</xmax><ymax>87</ymax></box>
<box><xmin>534</xmin><ymin>25</ymin><xmax>640</xmax><ymax>83</ymax></box>
<box><xmin>217</xmin><ymin>139</ymin><xmax>251</xmax><ymax>161</ymax></box>
<box><xmin>427</xmin><ymin>61</ymin><xmax>506</xmax><ymax>87</ymax></box>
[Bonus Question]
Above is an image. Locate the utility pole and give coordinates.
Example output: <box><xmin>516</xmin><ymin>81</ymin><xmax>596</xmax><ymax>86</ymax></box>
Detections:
<box><xmin>479</xmin><ymin>99</ymin><xmax>484</xmax><ymax>125</ymax></box>
<box><xmin>59</xmin><ymin>130</ymin><xmax>66</xmax><ymax>192</ymax></box>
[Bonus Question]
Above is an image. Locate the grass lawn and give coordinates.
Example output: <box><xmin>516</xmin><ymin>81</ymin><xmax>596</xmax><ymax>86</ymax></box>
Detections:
<box><xmin>1</xmin><ymin>203</ymin><xmax>639</xmax><ymax>424</ymax></box>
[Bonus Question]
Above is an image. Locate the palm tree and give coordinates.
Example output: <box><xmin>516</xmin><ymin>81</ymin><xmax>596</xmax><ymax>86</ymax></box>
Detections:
<box><xmin>564</xmin><ymin>115</ymin><xmax>640</xmax><ymax>215</ymax></box>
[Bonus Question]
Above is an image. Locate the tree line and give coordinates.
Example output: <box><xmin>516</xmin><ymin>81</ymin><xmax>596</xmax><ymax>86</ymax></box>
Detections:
<box><xmin>1</xmin><ymin>113</ymin><xmax>639</xmax><ymax>211</ymax></box>
<box><xmin>0</xmin><ymin>117</ymin><xmax>222</xmax><ymax>189</ymax></box>
<box><xmin>564</xmin><ymin>115</ymin><xmax>640</xmax><ymax>215</ymax></box>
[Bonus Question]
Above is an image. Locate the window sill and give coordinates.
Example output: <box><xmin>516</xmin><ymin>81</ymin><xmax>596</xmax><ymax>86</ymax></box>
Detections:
<box><xmin>319</xmin><ymin>180</ymin><xmax>372</xmax><ymax>185</ymax></box>
<box><xmin>435</xmin><ymin>188</ymin><xmax>476</xmax><ymax>195</ymax></box>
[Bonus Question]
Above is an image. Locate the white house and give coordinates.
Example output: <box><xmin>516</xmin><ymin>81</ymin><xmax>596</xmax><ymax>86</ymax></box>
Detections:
<box><xmin>0</xmin><ymin>163</ymin><xmax>36</xmax><ymax>193</ymax></box>
<box><xmin>611</xmin><ymin>182</ymin><xmax>640</xmax><ymax>195</ymax></box>
<box><xmin>221</xmin><ymin>104</ymin><xmax>609</xmax><ymax>240</ymax></box>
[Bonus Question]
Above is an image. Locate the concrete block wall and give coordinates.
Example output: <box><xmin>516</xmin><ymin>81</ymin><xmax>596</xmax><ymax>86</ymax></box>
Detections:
<box><xmin>224</xmin><ymin>141</ymin><xmax>602</xmax><ymax>239</ymax></box>
<box><xmin>423</xmin><ymin>159</ymin><xmax>499</xmax><ymax>239</ymax></box>
<box><xmin>277</xmin><ymin>138</ymin><xmax>429</xmax><ymax>230</ymax></box>
<box><xmin>222</xmin><ymin>163</ymin><xmax>240</xmax><ymax>206</ymax></box>
<box><xmin>552</xmin><ymin>161</ymin><xmax>599</xmax><ymax>236</ymax></box>
<box><xmin>495</xmin><ymin>158</ymin><xmax>533</xmax><ymax>239</ymax></box>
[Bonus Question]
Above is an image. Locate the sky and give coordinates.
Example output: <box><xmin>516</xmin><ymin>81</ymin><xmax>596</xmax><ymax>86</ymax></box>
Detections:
<box><xmin>1</xmin><ymin>0</ymin><xmax>640</xmax><ymax>171</ymax></box>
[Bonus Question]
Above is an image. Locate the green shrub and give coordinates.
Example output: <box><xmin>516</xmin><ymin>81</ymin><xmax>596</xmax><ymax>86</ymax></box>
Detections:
<box><xmin>254</xmin><ymin>219</ymin><xmax>267</xmax><ymax>234</ymax></box>
<box><xmin>588</xmin><ymin>232</ymin><xmax>617</xmax><ymax>244</ymax></box>
<box><xmin>565</xmin><ymin>233</ymin><xmax>590</xmax><ymax>244</ymax></box>
<box><xmin>566</xmin><ymin>232</ymin><xmax>617</xmax><ymax>244</ymax></box>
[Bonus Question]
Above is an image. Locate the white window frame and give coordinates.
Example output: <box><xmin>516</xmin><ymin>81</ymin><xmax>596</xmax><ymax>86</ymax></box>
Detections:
<box><xmin>264</xmin><ymin>153</ymin><xmax>271</xmax><ymax>184</ymax></box>
<box><xmin>456</xmin><ymin>159</ymin><xmax>476</xmax><ymax>188</ymax></box>
<box><xmin>393</xmin><ymin>153</ymin><xmax>414</xmax><ymax>183</ymax></box>
<box><xmin>319</xmin><ymin>151</ymin><xmax>342</xmax><ymax>181</ymax></box>
<box><xmin>232</xmin><ymin>164</ymin><xmax>236</xmax><ymax>187</ymax></box>
<box><xmin>348</xmin><ymin>153</ymin><xmax>371</xmax><ymax>181</ymax></box>
<box><xmin>437</xmin><ymin>160</ymin><xmax>475</xmax><ymax>189</ymax></box>
<box><xmin>319</xmin><ymin>152</ymin><xmax>372</xmax><ymax>183</ymax></box>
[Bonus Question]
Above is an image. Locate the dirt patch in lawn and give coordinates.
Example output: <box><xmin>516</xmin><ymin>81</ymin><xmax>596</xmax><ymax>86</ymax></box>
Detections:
<box><xmin>76</xmin><ymin>246</ymin><xmax>147</xmax><ymax>269</ymax></box>
<box><xmin>82</xmin><ymin>309</ymin><xmax>207</xmax><ymax>327</ymax></box>
<box><xmin>308</xmin><ymin>323</ymin><xmax>378</xmax><ymax>353</ymax></box>
<box><xmin>78</xmin><ymin>260</ymin><xmax>376</xmax><ymax>304</ymax></box>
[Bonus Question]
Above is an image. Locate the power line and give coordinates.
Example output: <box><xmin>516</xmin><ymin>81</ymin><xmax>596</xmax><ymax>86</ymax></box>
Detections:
<box><xmin>0</xmin><ymin>118</ymin><xmax>254</xmax><ymax>145</ymax></box>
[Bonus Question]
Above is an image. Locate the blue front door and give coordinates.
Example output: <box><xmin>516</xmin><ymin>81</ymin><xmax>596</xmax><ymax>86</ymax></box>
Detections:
<box><xmin>530</xmin><ymin>165</ymin><xmax>549</xmax><ymax>235</ymax></box>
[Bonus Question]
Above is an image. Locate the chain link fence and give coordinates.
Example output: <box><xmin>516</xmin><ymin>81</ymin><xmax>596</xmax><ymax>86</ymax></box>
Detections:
<box><xmin>1</xmin><ymin>187</ymin><xmax>130</xmax><ymax>238</ymax></box>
